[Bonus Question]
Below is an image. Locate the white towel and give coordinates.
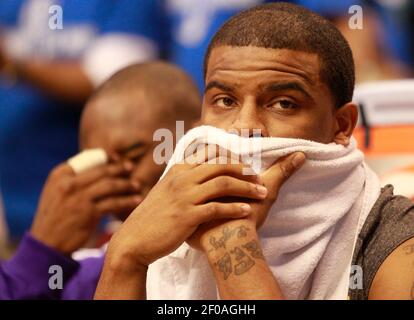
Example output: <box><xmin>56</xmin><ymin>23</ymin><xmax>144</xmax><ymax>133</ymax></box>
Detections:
<box><xmin>147</xmin><ymin>126</ymin><xmax>381</xmax><ymax>300</ymax></box>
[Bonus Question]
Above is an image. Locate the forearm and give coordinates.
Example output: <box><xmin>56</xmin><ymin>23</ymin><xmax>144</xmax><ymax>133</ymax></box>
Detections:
<box><xmin>94</xmin><ymin>248</ymin><xmax>147</xmax><ymax>300</ymax></box>
<box><xmin>13</xmin><ymin>59</ymin><xmax>93</xmax><ymax>103</ymax></box>
<box><xmin>201</xmin><ymin>219</ymin><xmax>284</xmax><ymax>300</ymax></box>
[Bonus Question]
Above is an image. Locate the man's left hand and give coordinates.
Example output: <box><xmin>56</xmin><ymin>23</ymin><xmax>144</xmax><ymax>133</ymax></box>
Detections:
<box><xmin>187</xmin><ymin>152</ymin><xmax>306</xmax><ymax>250</ymax></box>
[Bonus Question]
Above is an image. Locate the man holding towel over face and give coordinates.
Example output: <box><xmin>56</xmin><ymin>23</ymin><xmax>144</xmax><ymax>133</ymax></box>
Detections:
<box><xmin>96</xmin><ymin>3</ymin><xmax>414</xmax><ymax>300</ymax></box>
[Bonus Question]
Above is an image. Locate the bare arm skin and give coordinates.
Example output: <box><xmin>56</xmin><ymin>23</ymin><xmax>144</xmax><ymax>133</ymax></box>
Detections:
<box><xmin>369</xmin><ymin>237</ymin><xmax>414</xmax><ymax>300</ymax></box>
<box><xmin>12</xmin><ymin>59</ymin><xmax>93</xmax><ymax>103</ymax></box>
<box><xmin>94</xmin><ymin>152</ymin><xmax>305</xmax><ymax>300</ymax></box>
<box><xmin>94</xmin><ymin>161</ymin><xmax>265</xmax><ymax>299</ymax></box>
<box><xmin>1</xmin><ymin>46</ymin><xmax>92</xmax><ymax>103</ymax></box>
<box><xmin>94</xmin><ymin>248</ymin><xmax>149</xmax><ymax>300</ymax></box>
<box><xmin>193</xmin><ymin>152</ymin><xmax>306</xmax><ymax>299</ymax></box>
<box><xmin>201</xmin><ymin>219</ymin><xmax>283</xmax><ymax>299</ymax></box>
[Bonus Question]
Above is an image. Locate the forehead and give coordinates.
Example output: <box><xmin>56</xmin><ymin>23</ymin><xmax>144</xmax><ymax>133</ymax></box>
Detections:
<box><xmin>206</xmin><ymin>46</ymin><xmax>321</xmax><ymax>87</ymax></box>
<box><xmin>82</xmin><ymin>93</ymin><xmax>162</xmax><ymax>151</ymax></box>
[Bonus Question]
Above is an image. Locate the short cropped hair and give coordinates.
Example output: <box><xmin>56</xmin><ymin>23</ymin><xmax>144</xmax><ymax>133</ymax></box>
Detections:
<box><xmin>89</xmin><ymin>61</ymin><xmax>201</xmax><ymax>122</ymax></box>
<box><xmin>204</xmin><ymin>2</ymin><xmax>355</xmax><ymax>108</ymax></box>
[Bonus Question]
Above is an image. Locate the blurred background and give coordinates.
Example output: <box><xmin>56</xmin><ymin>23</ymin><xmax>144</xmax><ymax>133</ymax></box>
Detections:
<box><xmin>0</xmin><ymin>0</ymin><xmax>413</xmax><ymax>255</ymax></box>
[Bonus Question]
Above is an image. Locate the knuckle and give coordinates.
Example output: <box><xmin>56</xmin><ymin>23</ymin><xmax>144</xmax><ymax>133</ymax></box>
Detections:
<box><xmin>248</xmin><ymin>182</ymin><xmax>257</xmax><ymax>195</ymax></box>
<box><xmin>216</xmin><ymin>176</ymin><xmax>229</xmax><ymax>189</ymax></box>
<box><xmin>206</xmin><ymin>203</ymin><xmax>218</xmax><ymax>217</ymax></box>
<box><xmin>279</xmin><ymin>162</ymin><xmax>293</xmax><ymax>179</ymax></box>
<box><xmin>58</xmin><ymin>179</ymin><xmax>75</xmax><ymax>194</ymax></box>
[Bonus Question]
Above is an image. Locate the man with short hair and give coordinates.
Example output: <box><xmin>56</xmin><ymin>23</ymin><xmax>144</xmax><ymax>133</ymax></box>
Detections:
<box><xmin>0</xmin><ymin>61</ymin><xmax>204</xmax><ymax>299</ymax></box>
<box><xmin>95</xmin><ymin>3</ymin><xmax>414</xmax><ymax>300</ymax></box>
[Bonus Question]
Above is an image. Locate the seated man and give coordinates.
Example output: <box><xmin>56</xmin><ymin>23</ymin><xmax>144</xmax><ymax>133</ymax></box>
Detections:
<box><xmin>95</xmin><ymin>3</ymin><xmax>414</xmax><ymax>300</ymax></box>
<box><xmin>0</xmin><ymin>61</ymin><xmax>204</xmax><ymax>299</ymax></box>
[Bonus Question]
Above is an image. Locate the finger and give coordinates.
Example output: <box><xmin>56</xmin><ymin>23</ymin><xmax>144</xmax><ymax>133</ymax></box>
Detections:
<box><xmin>86</xmin><ymin>177</ymin><xmax>140</xmax><ymax>200</ymax></box>
<box><xmin>183</xmin><ymin>142</ymin><xmax>216</xmax><ymax>165</ymax></box>
<box><xmin>194</xmin><ymin>176</ymin><xmax>268</xmax><ymax>204</ymax></box>
<box><xmin>191</xmin><ymin>162</ymin><xmax>260</xmax><ymax>184</ymax></box>
<box><xmin>261</xmin><ymin>152</ymin><xmax>306</xmax><ymax>199</ymax></box>
<box><xmin>194</xmin><ymin>202</ymin><xmax>251</xmax><ymax>224</ymax></box>
<box><xmin>95</xmin><ymin>195</ymin><xmax>143</xmax><ymax>216</ymax></box>
<box><xmin>74</xmin><ymin>162</ymin><xmax>133</xmax><ymax>188</ymax></box>
<box><xmin>184</xmin><ymin>144</ymin><xmax>239</xmax><ymax>166</ymax></box>
<box><xmin>49</xmin><ymin>163</ymin><xmax>75</xmax><ymax>180</ymax></box>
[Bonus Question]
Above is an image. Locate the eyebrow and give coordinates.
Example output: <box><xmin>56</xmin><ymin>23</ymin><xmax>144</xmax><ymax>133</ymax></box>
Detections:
<box><xmin>260</xmin><ymin>82</ymin><xmax>312</xmax><ymax>99</ymax></box>
<box><xmin>120</xmin><ymin>141</ymin><xmax>146</xmax><ymax>154</ymax></box>
<box><xmin>204</xmin><ymin>81</ymin><xmax>236</xmax><ymax>94</ymax></box>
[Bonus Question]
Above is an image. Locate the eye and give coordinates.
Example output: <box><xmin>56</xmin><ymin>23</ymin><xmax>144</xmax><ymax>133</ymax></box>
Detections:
<box><xmin>214</xmin><ymin>97</ymin><xmax>236</xmax><ymax>108</ymax></box>
<box><xmin>268</xmin><ymin>99</ymin><xmax>299</xmax><ymax>110</ymax></box>
<box><xmin>125</xmin><ymin>150</ymin><xmax>145</xmax><ymax>164</ymax></box>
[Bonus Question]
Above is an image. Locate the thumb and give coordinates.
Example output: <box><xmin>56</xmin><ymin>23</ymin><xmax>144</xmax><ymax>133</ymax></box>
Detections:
<box><xmin>260</xmin><ymin>152</ymin><xmax>306</xmax><ymax>199</ymax></box>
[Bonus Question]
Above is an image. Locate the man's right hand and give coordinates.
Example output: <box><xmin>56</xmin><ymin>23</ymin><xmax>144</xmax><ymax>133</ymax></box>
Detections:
<box><xmin>30</xmin><ymin>161</ymin><xmax>142</xmax><ymax>255</ymax></box>
<box><xmin>95</xmin><ymin>160</ymin><xmax>268</xmax><ymax>299</ymax></box>
<box><xmin>103</xmin><ymin>160</ymin><xmax>268</xmax><ymax>270</ymax></box>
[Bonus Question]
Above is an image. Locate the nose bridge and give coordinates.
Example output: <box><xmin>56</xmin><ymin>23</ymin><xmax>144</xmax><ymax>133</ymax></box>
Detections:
<box><xmin>232</xmin><ymin>96</ymin><xmax>266</xmax><ymax>137</ymax></box>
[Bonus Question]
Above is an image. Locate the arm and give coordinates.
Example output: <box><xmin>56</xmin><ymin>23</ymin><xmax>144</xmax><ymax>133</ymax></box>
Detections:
<box><xmin>201</xmin><ymin>219</ymin><xmax>283</xmax><ymax>300</ymax></box>
<box><xmin>0</xmin><ymin>159</ymin><xmax>143</xmax><ymax>300</ymax></box>
<box><xmin>369</xmin><ymin>236</ymin><xmax>414</xmax><ymax>300</ymax></box>
<box><xmin>1</xmin><ymin>43</ymin><xmax>92</xmax><ymax>103</ymax></box>
<box><xmin>94</xmin><ymin>248</ymin><xmax>148</xmax><ymax>300</ymax></box>
<box><xmin>94</xmin><ymin>161</ymin><xmax>269</xmax><ymax>299</ymax></box>
<box><xmin>190</xmin><ymin>152</ymin><xmax>306</xmax><ymax>299</ymax></box>
<box><xmin>0</xmin><ymin>233</ymin><xmax>79</xmax><ymax>300</ymax></box>
<box><xmin>5</xmin><ymin>58</ymin><xmax>93</xmax><ymax>103</ymax></box>
<box><xmin>30</xmin><ymin>161</ymin><xmax>141</xmax><ymax>255</ymax></box>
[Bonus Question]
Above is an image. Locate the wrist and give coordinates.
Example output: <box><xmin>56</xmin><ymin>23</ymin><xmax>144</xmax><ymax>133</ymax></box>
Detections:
<box><xmin>105</xmin><ymin>244</ymin><xmax>149</xmax><ymax>276</ymax></box>
<box><xmin>29</xmin><ymin>229</ymin><xmax>62</xmax><ymax>253</ymax></box>
<box><xmin>200</xmin><ymin>219</ymin><xmax>258</xmax><ymax>257</ymax></box>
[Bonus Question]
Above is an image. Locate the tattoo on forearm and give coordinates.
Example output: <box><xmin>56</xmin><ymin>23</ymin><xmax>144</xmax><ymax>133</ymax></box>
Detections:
<box><xmin>215</xmin><ymin>253</ymin><xmax>232</xmax><ymax>280</ymax></box>
<box><xmin>243</xmin><ymin>240</ymin><xmax>265</xmax><ymax>259</ymax></box>
<box><xmin>213</xmin><ymin>238</ymin><xmax>265</xmax><ymax>280</ymax></box>
<box><xmin>230</xmin><ymin>247</ymin><xmax>255</xmax><ymax>275</ymax></box>
<box><xmin>209</xmin><ymin>225</ymin><xmax>250</xmax><ymax>250</ymax></box>
<box><xmin>236</xmin><ymin>225</ymin><xmax>249</xmax><ymax>238</ymax></box>
<box><xmin>402</xmin><ymin>244</ymin><xmax>414</xmax><ymax>255</ymax></box>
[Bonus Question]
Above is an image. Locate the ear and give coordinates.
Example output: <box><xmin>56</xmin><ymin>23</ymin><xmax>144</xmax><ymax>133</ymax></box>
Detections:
<box><xmin>333</xmin><ymin>103</ymin><xmax>358</xmax><ymax>146</ymax></box>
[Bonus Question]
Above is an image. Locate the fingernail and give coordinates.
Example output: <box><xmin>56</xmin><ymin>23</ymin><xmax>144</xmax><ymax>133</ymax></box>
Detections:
<box><xmin>134</xmin><ymin>196</ymin><xmax>143</xmax><ymax>204</ymax></box>
<box><xmin>256</xmin><ymin>185</ymin><xmax>268</xmax><ymax>197</ymax></box>
<box><xmin>240</xmin><ymin>204</ymin><xmax>251</xmax><ymax>214</ymax></box>
<box><xmin>292</xmin><ymin>153</ymin><xmax>306</xmax><ymax>168</ymax></box>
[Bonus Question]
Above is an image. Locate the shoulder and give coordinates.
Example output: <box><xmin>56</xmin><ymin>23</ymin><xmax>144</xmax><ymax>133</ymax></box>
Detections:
<box><xmin>350</xmin><ymin>185</ymin><xmax>414</xmax><ymax>300</ymax></box>
<box><xmin>369</xmin><ymin>236</ymin><xmax>414</xmax><ymax>299</ymax></box>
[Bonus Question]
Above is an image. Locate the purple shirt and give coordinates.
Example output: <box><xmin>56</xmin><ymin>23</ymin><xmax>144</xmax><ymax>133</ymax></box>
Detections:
<box><xmin>0</xmin><ymin>233</ymin><xmax>104</xmax><ymax>300</ymax></box>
